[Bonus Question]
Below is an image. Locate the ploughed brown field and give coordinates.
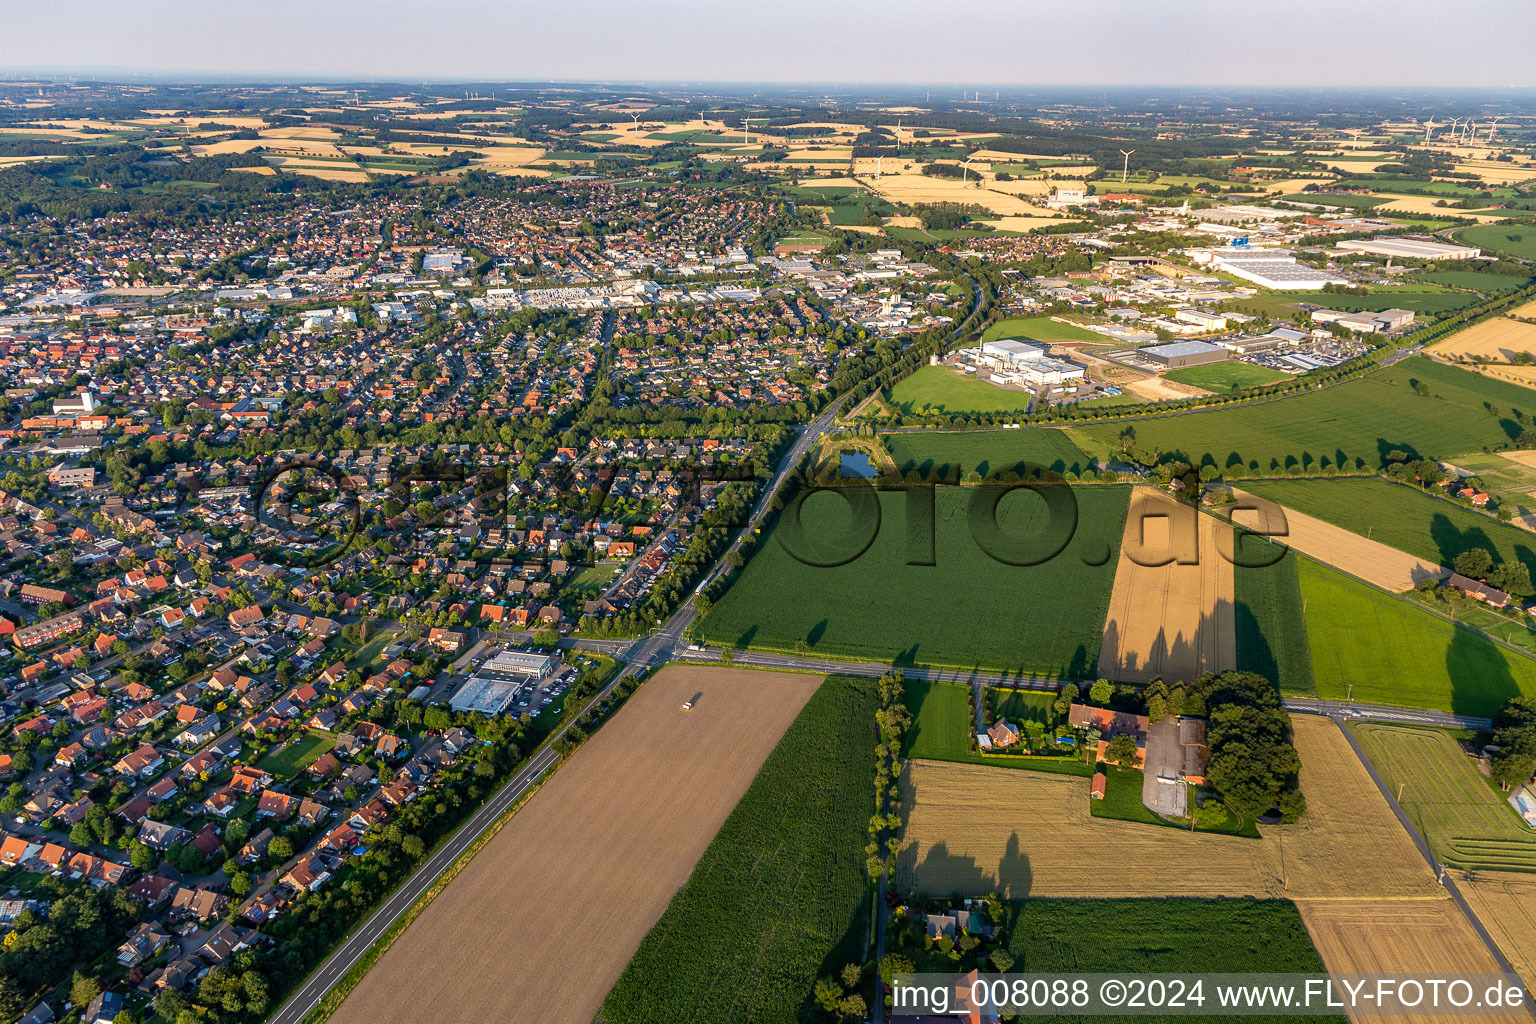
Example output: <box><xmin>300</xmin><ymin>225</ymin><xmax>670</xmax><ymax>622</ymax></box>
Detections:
<box><xmin>1295</xmin><ymin>899</ymin><xmax>1526</xmax><ymax>1024</ymax></box>
<box><xmin>1229</xmin><ymin>489</ymin><xmax>1447</xmax><ymax>592</ymax></box>
<box><xmin>328</xmin><ymin>665</ymin><xmax>823</xmax><ymax>1024</ymax></box>
<box><xmin>897</xmin><ymin>715</ymin><xmax>1439</xmax><ymax>899</ymax></box>
<box><xmin>1097</xmin><ymin>487</ymin><xmax>1236</xmax><ymax>684</ymax></box>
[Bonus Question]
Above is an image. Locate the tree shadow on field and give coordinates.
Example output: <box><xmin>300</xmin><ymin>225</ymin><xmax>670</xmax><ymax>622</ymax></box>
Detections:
<box><xmin>734</xmin><ymin>624</ymin><xmax>758</xmax><ymax>649</ymax></box>
<box><xmin>807</xmin><ymin>619</ymin><xmax>828</xmax><ymax>647</ymax></box>
<box><xmin>1234</xmin><ymin>601</ymin><xmax>1277</xmax><ymax>684</ymax></box>
<box><xmin>1429</xmin><ymin>512</ymin><xmax>1497</xmax><ymax>568</ymax></box>
<box><xmin>893</xmin><ymin>644</ymin><xmax>923</xmax><ymax>669</ymax></box>
<box><xmin>807</xmin><ymin>864</ymin><xmax>877</xmax><ymax>1021</ymax></box>
<box><xmin>899</xmin><ymin>840</ymin><xmax>993</xmax><ymax>898</ymax></box>
<box><xmin>1446</xmin><ymin>626</ymin><xmax>1520</xmax><ymax>717</ymax></box>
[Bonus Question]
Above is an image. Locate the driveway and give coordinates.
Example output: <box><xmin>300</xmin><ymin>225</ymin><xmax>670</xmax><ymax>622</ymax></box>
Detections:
<box><xmin>1140</xmin><ymin>717</ymin><xmax>1187</xmax><ymax>817</ymax></box>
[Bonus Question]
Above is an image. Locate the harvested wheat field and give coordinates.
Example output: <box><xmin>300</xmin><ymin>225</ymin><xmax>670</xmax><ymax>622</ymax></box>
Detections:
<box><xmin>1451</xmin><ymin>870</ymin><xmax>1536</xmax><ymax>990</ymax></box>
<box><xmin>897</xmin><ymin>715</ymin><xmax>1440</xmax><ymax>900</ymax></box>
<box><xmin>1375</xmin><ymin>196</ymin><xmax>1505</xmax><ymax>221</ymax></box>
<box><xmin>1098</xmin><ymin>487</ymin><xmax>1235</xmax><ymax>684</ymax></box>
<box><xmin>1229</xmin><ymin>489</ymin><xmax>1447</xmax><ymax>591</ymax></box>
<box><xmin>329</xmin><ymin>665</ymin><xmax>823</xmax><ymax>1024</ymax></box>
<box><xmin>1296</xmin><ymin>899</ymin><xmax>1524</xmax><ymax>1024</ymax></box>
<box><xmin>1507</xmin><ymin>299</ymin><xmax>1536</xmax><ymax>320</ymax></box>
<box><xmin>1466</xmin><ymin>363</ymin><xmax>1536</xmax><ymax>388</ymax></box>
<box><xmin>1434</xmin><ymin>317</ymin><xmax>1536</xmax><ymax>361</ymax></box>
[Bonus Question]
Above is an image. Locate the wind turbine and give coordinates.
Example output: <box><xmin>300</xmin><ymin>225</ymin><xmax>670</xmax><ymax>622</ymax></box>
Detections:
<box><xmin>629</xmin><ymin>112</ymin><xmax>640</xmax><ymax>135</ymax></box>
<box><xmin>1486</xmin><ymin>116</ymin><xmax>1505</xmax><ymax>142</ymax></box>
<box><xmin>1119</xmin><ymin>148</ymin><xmax>1135</xmax><ymax>184</ymax></box>
<box><xmin>1444</xmin><ymin>117</ymin><xmax>1461</xmax><ymax>144</ymax></box>
<box><xmin>875</xmin><ymin>155</ymin><xmax>883</xmax><ymax>178</ymax></box>
<box><xmin>961</xmin><ymin>155</ymin><xmax>974</xmax><ymax>183</ymax></box>
<box><xmin>1422</xmin><ymin>118</ymin><xmax>1438</xmax><ymax>143</ymax></box>
<box><xmin>741</xmin><ymin>118</ymin><xmax>758</xmax><ymax>145</ymax></box>
<box><xmin>1464</xmin><ymin>119</ymin><xmax>1477</xmax><ymax>143</ymax></box>
<box><xmin>895</xmin><ymin>117</ymin><xmax>903</xmax><ymax>151</ymax></box>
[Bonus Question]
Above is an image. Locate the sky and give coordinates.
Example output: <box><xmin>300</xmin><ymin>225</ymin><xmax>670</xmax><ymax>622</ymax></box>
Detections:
<box><xmin>5</xmin><ymin>0</ymin><xmax>1536</xmax><ymax>89</ymax></box>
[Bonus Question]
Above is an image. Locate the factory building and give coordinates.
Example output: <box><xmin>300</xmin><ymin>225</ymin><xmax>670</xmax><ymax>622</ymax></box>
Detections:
<box><xmin>1174</xmin><ymin>308</ymin><xmax>1228</xmax><ymax>332</ymax></box>
<box><xmin>1193</xmin><ymin>247</ymin><xmax>1348</xmax><ymax>290</ymax></box>
<box><xmin>975</xmin><ymin>339</ymin><xmax>1086</xmax><ymax>386</ymax></box>
<box><xmin>1334</xmin><ymin>236</ymin><xmax>1481</xmax><ymax>261</ymax></box>
<box><xmin>1140</xmin><ymin>340</ymin><xmax>1231</xmax><ymax>369</ymax></box>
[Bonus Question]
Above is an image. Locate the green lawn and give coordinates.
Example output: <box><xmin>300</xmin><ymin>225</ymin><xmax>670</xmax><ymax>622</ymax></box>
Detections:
<box><xmin>1224</xmin><ymin>289</ymin><xmax>1480</xmax><ymax>318</ymax></box>
<box><xmin>982</xmin><ymin>316</ymin><xmax>1102</xmax><ymax>343</ymax></box>
<box><xmin>258</xmin><ymin>730</ymin><xmax>336</xmax><ymax>778</ymax></box>
<box><xmin>1416</xmin><ymin>271</ymin><xmax>1535</xmax><ymax>293</ymax></box>
<box><xmin>904</xmin><ymin>679</ymin><xmax>1091</xmax><ymax>776</ymax></box>
<box><xmin>889</xmin><ymin>365</ymin><xmax>1036</xmax><ymax>416</ymax></box>
<box><xmin>600</xmin><ymin>676</ymin><xmax>876</xmax><ymax>1024</ymax></box>
<box><xmin>1352</xmin><ymin>723</ymin><xmax>1536</xmax><ymax>871</ymax></box>
<box><xmin>1456</xmin><ymin>224</ymin><xmax>1536</xmax><ymax>261</ymax></box>
<box><xmin>1163</xmin><ymin>362</ymin><xmax>1293</xmax><ymax>392</ymax></box>
<box><xmin>883</xmin><ymin>427</ymin><xmax>1097</xmax><ymax>478</ymax></box>
<box><xmin>1296</xmin><ymin>557</ymin><xmax>1536</xmax><ymax>716</ymax></box>
<box><xmin>1233</xmin><ymin>544</ymin><xmax>1316</xmax><ymax>695</ymax></box>
<box><xmin>1067</xmin><ymin>356</ymin><xmax>1536</xmax><ymax>473</ymax></box>
<box><xmin>1241</xmin><ymin>476</ymin><xmax>1536</xmax><ymax>580</ymax></box>
<box><xmin>1280</xmin><ymin>192</ymin><xmax>1388</xmax><ymax>210</ymax></box>
<box><xmin>699</xmin><ymin>485</ymin><xmax>1130</xmax><ymax>676</ymax></box>
<box><xmin>1089</xmin><ymin>766</ymin><xmax>1166</xmax><ymax>826</ymax></box>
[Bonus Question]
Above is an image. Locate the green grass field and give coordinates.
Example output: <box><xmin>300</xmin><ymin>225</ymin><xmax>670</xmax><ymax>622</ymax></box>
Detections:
<box><xmin>1456</xmin><ymin>225</ymin><xmax>1536</xmax><ymax>261</ymax></box>
<box><xmin>1280</xmin><ymin>192</ymin><xmax>1388</xmax><ymax>210</ymax></box>
<box><xmin>258</xmin><ymin>730</ymin><xmax>336</xmax><ymax>778</ymax></box>
<box><xmin>1225</xmin><ymin>289</ymin><xmax>1479</xmax><ymax>318</ymax></box>
<box><xmin>1066</xmin><ymin>356</ymin><xmax>1536</xmax><ymax>473</ymax></box>
<box><xmin>1296</xmin><ymin>557</ymin><xmax>1536</xmax><ymax>715</ymax></box>
<box><xmin>1352</xmin><ymin>723</ymin><xmax>1536</xmax><ymax>872</ymax></box>
<box><xmin>699</xmin><ymin>485</ymin><xmax>1129</xmax><ymax>676</ymax></box>
<box><xmin>600</xmin><ymin>676</ymin><xmax>876</xmax><ymax>1024</ymax></box>
<box><xmin>1241</xmin><ymin>477</ymin><xmax>1536</xmax><ymax>579</ymax></box>
<box><xmin>904</xmin><ymin>679</ymin><xmax>1091</xmax><ymax>776</ymax></box>
<box><xmin>1233</xmin><ymin>546</ymin><xmax>1316</xmax><ymax>695</ymax></box>
<box><xmin>1416</xmin><ymin>271</ymin><xmax>1534</xmax><ymax>293</ymax></box>
<box><xmin>883</xmin><ymin>427</ymin><xmax>1096</xmax><ymax>478</ymax></box>
<box><xmin>1164</xmin><ymin>362</ymin><xmax>1293</xmax><ymax>392</ymax></box>
<box><xmin>889</xmin><ymin>365</ymin><xmax>1037</xmax><ymax>416</ymax></box>
<box><xmin>1003</xmin><ymin>900</ymin><xmax>1333</xmax><ymax>995</ymax></box>
<box><xmin>983</xmin><ymin>316</ymin><xmax>1102</xmax><ymax>343</ymax></box>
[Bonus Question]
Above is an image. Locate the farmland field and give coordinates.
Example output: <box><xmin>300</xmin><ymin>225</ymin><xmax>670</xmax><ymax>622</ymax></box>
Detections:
<box><xmin>698</xmin><ymin>485</ymin><xmax>1130</xmax><ymax>676</ymax></box>
<box><xmin>1163</xmin><ymin>361</ymin><xmax>1292</xmax><ymax>392</ymax></box>
<box><xmin>1238</xmin><ymin>477</ymin><xmax>1536</xmax><ymax>581</ymax></box>
<box><xmin>1457</xmin><ymin>224</ymin><xmax>1536</xmax><ymax>261</ymax></box>
<box><xmin>982</xmin><ymin>316</ymin><xmax>1102</xmax><ymax>343</ymax></box>
<box><xmin>1233</xmin><ymin>544</ymin><xmax>1316</xmax><ymax>694</ymax></box>
<box><xmin>600</xmin><ymin>676</ymin><xmax>877</xmax><ymax>1024</ymax></box>
<box><xmin>883</xmin><ymin>427</ymin><xmax>1096</xmax><ymax>478</ymax></box>
<box><xmin>328</xmin><ymin>666</ymin><xmax>823</xmax><ymax>1024</ymax></box>
<box><xmin>1225</xmin><ymin>288</ymin><xmax>1480</xmax><ymax>318</ymax></box>
<box><xmin>1280</xmin><ymin>191</ymin><xmax>1389</xmax><ymax>210</ymax></box>
<box><xmin>1068</xmin><ymin>357</ymin><xmax>1536</xmax><ymax>473</ymax></box>
<box><xmin>1351</xmin><ymin>723</ymin><xmax>1536</xmax><ymax>872</ymax></box>
<box><xmin>1431</xmin><ymin>316</ymin><xmax>1536</xmax><ymax>361</ymax></box>
<box><xmin>1005</xmin><ymin>899</ymin><xmax>1330</xmax><ymax>980</ymax></box>
<box><xmin>1296</xmin><ymin>557</ymin><xmax>1536</xmax><ymax>715</ymax></box>
<box><xmin>888</xmin><ymin>365</ymin><xmax>1037</xmax><ymax>415</ymax></box>
<box><xmin>1295</xmin><ymin>898</ymin><xmax>1522</xmax><ymax>1017</ymax></box>
<box><xmin>1098</xmin><ymin>488</ymin><xmax>1236</xmax><ymax>684</ymax></box>
<box><xmin>897</xmin><ymin>715</ymin><xmax>1440</xmax><ymax>899</ymax></box>
<box><xmin>1453</xmin><ymin>871</ymin><xmax>1536</xmax><ymax>990</ymax></box>
<box><xmin>1418</xmin><ymin>270</ymin><xmax>1534</xmax><ymax>293</ymax></box>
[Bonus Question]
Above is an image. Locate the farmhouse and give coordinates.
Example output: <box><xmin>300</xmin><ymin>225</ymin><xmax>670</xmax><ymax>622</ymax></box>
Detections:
<box><xmin>1445</xmin><ymin>573</ymin><xmax>1512</xmax><ymax>609</ymax></box>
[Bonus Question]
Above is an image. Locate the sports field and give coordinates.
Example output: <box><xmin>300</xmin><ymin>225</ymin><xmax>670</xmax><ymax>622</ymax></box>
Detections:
<box><xmin>897</xmin><ymin>715</ymin><xmax>1441</xmax><ymax>899</ymax></box>
<box><xmin>699</xmin><ymin>486</ymin><xmax>1130</xmax><ymax>676</ymax></box>
<box><xmin>328</xmin><ymin>666</ymin><xmax>822</xmax><ymax>1024</ymax></box>
<box><xmin>982</xmin><ymin>316</ymin><xmax>1102</xmax><ymax>343</ymax></box>
<box><xmin>889</xmin><ymin>365</ymin><xmax>1037</xmax><ymax>416</ymax></box>
<box><xmin>1069</xmin><ymin>357</ymin><xmax>1536</xmax><ymax>473</ymax></box>
<box><xmin>600</xmin><ymin>676</ymin><xmax>877</xmax><ymax>1024</ymax></box>
<box><xmin>1162</xmin><ymin>362</ymin><xmax>1293</xmax><ymax>392</ymax></box>
<box><xmin>883</xmin><ymin>427</ymin><xmax>1097</xmax><ymax>479</ymax></box>
<box><xmin>1233</xmin><ymin>545</ymin><xmax>1315</xmax><ymax>694</ymax></box>
<box><xmin>1295</xmin><ymin>557</ymin><xmax>1536</xmax><ymax>715</ymax></box>
<box><xmin>1351</xmin><ymin>723</ymin><xmax>1536</xmax><ymax>872</ymax></box>
<box><xmin>1239</xmin><ymin>477</ymin><xmax>1536</xmax><ymax>582</ymax></box>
